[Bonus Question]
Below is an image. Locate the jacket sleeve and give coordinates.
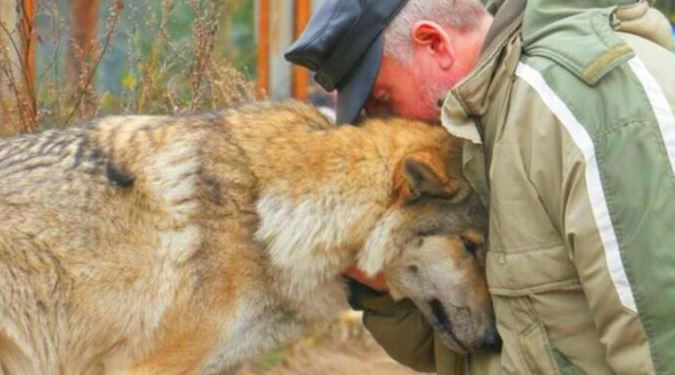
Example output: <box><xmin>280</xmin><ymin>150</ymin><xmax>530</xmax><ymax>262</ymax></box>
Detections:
<box><xmin>348</xmin><ymin>279</ymin><xmax>437</xmax><ymax>373</ymax></box>
<box><xmin>516</xmin><ymin>48</ymin><xmax>675</xmax><ymax>372</ymax></box>
<box><xmin>560</xmin><ymin>133</ymin><xmax>672</xmax><ymax>373</ymax></box>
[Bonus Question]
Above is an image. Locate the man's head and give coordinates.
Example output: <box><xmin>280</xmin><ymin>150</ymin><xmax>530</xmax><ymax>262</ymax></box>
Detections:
<box><xmin>286</xmin><ymin>0</ymin><xmax>491</xmax><ymax>124</ymax></box>
<box><xmin>369</xmin><ymin>0</ymin><xmax>491</xmax><ymax>121</ymax></box>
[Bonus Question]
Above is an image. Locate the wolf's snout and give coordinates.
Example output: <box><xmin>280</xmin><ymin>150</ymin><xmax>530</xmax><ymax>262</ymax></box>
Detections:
<box><xmin>480</xmin><ymin>324</ymin><xmax>502</xmax><ymax>352</ymax></box>
<box><xmin>427</xmin><ymin>297</ymin><xmax>501</xmax><ymax>353</ymax></box>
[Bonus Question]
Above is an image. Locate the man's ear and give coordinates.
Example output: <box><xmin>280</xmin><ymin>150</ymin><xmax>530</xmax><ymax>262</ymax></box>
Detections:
<box><xmin>411</xmin><ymin>21</ymin><xmax>454</xmax><ymax>70</ymax></box>
<box><xmin>396</xmin><ymin>149</ymin><xmax>459</xmax><ymax>202</ymax></box>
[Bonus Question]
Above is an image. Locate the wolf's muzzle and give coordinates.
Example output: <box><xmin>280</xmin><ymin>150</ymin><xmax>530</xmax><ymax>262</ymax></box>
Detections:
<box><xmin>429</xmin><ymin>298</ymin><xmax>502</xmax><ymax>353</ymax></box>
<box><xmin>429</xmin><ymin>298</ymin><xmax>469</xmax><ymax>352</ymax></box>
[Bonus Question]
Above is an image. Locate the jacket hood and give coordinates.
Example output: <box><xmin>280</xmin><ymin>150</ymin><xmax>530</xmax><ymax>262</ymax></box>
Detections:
<box><xmin>441</xmin><ymin>0</ymin><xmax>673</xmax><ymax>143</ymax></box>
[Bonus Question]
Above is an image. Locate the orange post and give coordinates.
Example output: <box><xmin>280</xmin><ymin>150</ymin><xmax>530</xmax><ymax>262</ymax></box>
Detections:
<box><xmin>292</xmin><ymin>0</ymin><xmax>311</xmax><ymax>100</ymax></box>
<box><xmin>67</xmin><ymin>0</ymin><xmax>99</xmax><ymax>82</ymax></box>
<box><xmin>256</xmin><ymin>0</ymin><xmax>270</xmax><ymax>97</ymax></box>
<box><xmin>20</xmin><ymin>0</ymin><xmax>37</xmax><ymax>131</ymax></box>
<box><xmin>20</xmin><ymin>0</ymin><xmax>36</xmax><ymax>90</ymax></box>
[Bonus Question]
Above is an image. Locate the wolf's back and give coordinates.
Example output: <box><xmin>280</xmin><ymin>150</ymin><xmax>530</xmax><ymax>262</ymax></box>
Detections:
<box><xmin>0</xmin><ymin>101</ymin><xmax>342</xmax><ymax>373</ymax></box>
<box><xmin>0</xmin><ymin>114</ymin><xmax>227</xmax><ymax>373</ymax></box>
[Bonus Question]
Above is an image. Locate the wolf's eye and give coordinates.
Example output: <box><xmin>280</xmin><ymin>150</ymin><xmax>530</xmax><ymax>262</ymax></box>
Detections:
<box><xmin>407</xmin><ymin>265</ymin><xmax>419</xmax><ymax>273</ymax></box>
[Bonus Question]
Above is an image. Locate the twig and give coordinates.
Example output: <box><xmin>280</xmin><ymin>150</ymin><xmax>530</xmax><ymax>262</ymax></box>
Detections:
<box><xmin>0</xmin><ymin>65</ymin><xmax>29</xmax><ymax>131</ymax></box>
<box><xmin>0</xmin><ymin>22</ymin><xmax>24</xmax><ymax>74</ymax></box>
<box><xmin>19</xmin><ymin>0</ymin><xmax>38</xmax><ymax>130</ymax></box>
<box><xmin>63</xmin><ymin>0</ymin><xmax>124</xmax><ymax>126</ymax></box>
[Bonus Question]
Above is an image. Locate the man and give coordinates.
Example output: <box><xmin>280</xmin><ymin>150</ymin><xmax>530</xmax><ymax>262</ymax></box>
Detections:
<box><xmin>286</xmin><ymin>0</ymin><xmax>675</xmax><ymax>374</ymax></box>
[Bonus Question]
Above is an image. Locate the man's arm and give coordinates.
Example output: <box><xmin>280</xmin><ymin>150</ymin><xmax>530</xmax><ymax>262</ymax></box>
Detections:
<box><xmin>516</xmin><ymin>54</ymin><xmax>675</xmax><ymax>373</ymax></box>
<box><xmin>559</xmin><ymin>132</ymin><xmax>674</xmax><ymax>374</ymax></box>
<box><xmin>344</xmin><ymin>266</ymin><xmax>388</xmax><ymax>292</ymax></box>
<box><xmin>347</xmin><ymin>279</ymin><xmax>438</xmax><ymax>373</ymax></box>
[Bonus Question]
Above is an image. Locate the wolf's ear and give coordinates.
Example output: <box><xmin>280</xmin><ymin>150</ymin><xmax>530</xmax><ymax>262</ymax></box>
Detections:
<box><xmin>398</xmin><ymin>150</ymin><xmax>459</xmax><ymax>202</ymax></box>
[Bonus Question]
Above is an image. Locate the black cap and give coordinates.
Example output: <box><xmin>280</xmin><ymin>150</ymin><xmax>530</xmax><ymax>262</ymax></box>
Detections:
<box><xmin>285</xmin><ymin>0</ymin><xmax>409</xmax><ymax>124</ymax></box>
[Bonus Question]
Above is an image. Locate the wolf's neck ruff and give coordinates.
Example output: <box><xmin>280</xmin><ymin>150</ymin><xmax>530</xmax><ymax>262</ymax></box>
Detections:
<box><xmin>255</xmin><ymin>190</ymin><xmax>375</xmax><ymax>297</ymax></box>
<box><xmin>235</xmin><ymin>103</ymin><xmax>450</xmax><ymax>304</ymax></box>
<box><xmin>249</xmin><ymin>122</ymin><xmax>391</xmax><ymax>300</ymax></box>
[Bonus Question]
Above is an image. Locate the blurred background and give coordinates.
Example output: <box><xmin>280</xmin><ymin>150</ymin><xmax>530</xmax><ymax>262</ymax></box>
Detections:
<box><xmin>1</xmin><ymin>0</ymin><xmax>674</xmax><ymax>135</ymax></box>
<box><xmin>0</xmin><ymin>0</ymin><xmax>339</xmax><ymax>136</ymax></box>
<box><xmin>0</xmin><ymin>0</ymin><xmax>674</xmax><ymax>373</ymax></box>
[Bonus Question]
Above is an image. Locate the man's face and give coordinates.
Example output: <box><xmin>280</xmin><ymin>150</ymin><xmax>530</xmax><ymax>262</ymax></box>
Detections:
<box><xmin>365</xmin><ymin>54</ymin><xmax>450</xmax><ymax>122</ymax></box>
<box><xmin>362</xmin><ymin>21</ymin><xmax>489</xmax><ymax>122</ymax></box>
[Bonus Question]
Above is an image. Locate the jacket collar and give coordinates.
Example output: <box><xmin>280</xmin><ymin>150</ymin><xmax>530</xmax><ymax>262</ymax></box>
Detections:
<box><xmin>441</xmin><ymin>0</ymin><xmax>526</xmax><ymax>144</ymax></box>
<box><xmin>441</xmin><ymin>0</ymin><xmax>644</xmax><ymax>144</ymax></box>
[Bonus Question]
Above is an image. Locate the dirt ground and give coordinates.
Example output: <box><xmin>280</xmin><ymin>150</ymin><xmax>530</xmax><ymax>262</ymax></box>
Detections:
<box><xmin>235</xmin><ymin>312</ymin><xmax>424</xmax><ymax>375</ymax></box>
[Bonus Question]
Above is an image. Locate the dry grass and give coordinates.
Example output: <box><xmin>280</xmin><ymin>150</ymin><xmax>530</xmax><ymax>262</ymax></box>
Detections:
<box><xmin>119</xmin><ymin>0</ymin><xmax>256</xmax><ymax>116</ymax></box>
<box><xmin>235</xmin><ymin>312</ymin><xmax>422</xmax><ymax>375</ymax></box>
<box><xmin>0</xmin><ymin>3</ymin><xmax>35</xmax><ymax>135</ymax></box>
<box><xmin>0</xmin><ymin>0</ymin><xmax>256</xmax><ymax>137</ymax></box>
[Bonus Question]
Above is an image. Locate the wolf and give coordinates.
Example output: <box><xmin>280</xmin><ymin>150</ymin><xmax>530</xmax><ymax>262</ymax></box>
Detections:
<box><xmin>0</xmin><ymin>101</ymin><xmax>497</xmax><ymax>374</ymax></box>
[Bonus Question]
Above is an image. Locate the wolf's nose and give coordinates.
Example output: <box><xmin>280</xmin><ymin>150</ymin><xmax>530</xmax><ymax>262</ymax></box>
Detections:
<box><xmin>480</xmin><ymin>326</ymin><xmax>502</xmax><ymax>352</ymax></box>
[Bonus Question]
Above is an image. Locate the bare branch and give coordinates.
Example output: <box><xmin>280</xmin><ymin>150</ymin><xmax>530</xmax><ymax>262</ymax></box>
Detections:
<box><xmin>63</xmin><ymin>0</ymin><xmax>125</xmax><ymax>126</ymax></box>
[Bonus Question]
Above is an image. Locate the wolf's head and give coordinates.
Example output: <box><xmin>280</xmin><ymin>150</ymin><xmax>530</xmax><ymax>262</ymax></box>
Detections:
<box><xmin>357</xmin><ymin>131</ymin><xmax>499</xmax><ymax>353</ymax></box>
<box><xmin>253</xmin><ymin>108</ymin><xmax>498</xmax><ymax>351</ymax></box>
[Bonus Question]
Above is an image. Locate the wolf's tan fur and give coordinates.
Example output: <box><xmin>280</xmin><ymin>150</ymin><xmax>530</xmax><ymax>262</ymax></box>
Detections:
<box><xmin>0</xmin><ymin>101</ymin><xmax>492</xmax><ymax>374</ymax></box>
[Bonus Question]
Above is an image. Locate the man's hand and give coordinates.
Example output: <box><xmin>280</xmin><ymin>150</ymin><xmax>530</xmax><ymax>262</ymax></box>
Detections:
<box><xmin>344</xmin><ymin>265</ymin><xmax>388</xmax><ymax>292</ymax></box>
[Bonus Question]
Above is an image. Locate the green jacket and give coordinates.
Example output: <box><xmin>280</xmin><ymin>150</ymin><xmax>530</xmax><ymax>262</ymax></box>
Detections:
<box><xmin>356</xmin><ymin>0</ymin><xmax>675</xmax><ymax>373</ymax></box>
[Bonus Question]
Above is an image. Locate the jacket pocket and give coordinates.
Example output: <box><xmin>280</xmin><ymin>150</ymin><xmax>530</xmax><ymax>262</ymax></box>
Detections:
<box><xmin>486</xmin><ymin>244</ymin><xmax>581</xmax><ymax>297</ymax></box>
<box><xmin>486</xmin><ymin>244</ymin><xmax>583</xmax><ymax>374</ymax></box>
<box><xmin>518</xmin><ymin>323</ymin><xmax>561</xmax><ymax>375</ymax></box>
<box><xmin>551</xmin><ymin>347</ymin><xmax>580</xmax><ymax>375</ymax></box>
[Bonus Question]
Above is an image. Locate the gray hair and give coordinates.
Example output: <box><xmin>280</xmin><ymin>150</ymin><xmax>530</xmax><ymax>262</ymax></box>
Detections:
<box><xmin>384</xmin><ymin>0</ymin><xmax>487</xmax><ymax>65</ymax></box>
